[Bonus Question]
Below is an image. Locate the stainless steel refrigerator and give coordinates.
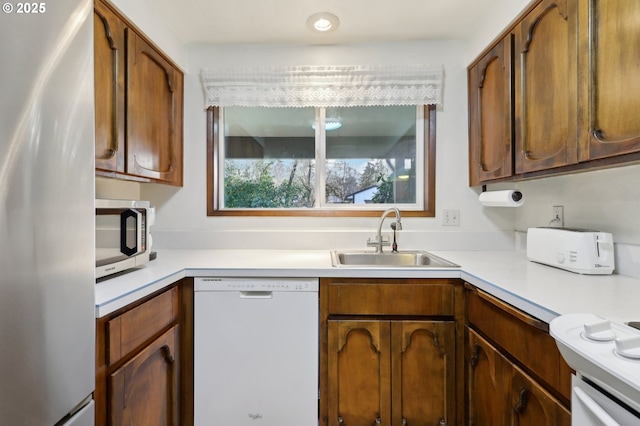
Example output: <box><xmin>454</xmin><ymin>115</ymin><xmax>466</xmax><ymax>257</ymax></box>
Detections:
<box><xmin>0</xmin><ymin>0</ymin><xmax>95</xmax><ymax>424</ymax></box>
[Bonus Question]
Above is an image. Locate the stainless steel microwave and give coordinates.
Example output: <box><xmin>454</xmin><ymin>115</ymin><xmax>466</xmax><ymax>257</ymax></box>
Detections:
<box><xmin>95</xmin><ymin>199</ymin><xmax>151</xmax><ymax>279</ymax></box>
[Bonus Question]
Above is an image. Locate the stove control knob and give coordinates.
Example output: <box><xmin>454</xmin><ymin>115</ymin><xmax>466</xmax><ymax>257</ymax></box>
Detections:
<box><xmin>556</xmin><ymin>253</ymin><xmax>566</xmax><ymax>263</ymax></box>
<box><xmin>584</xmin><ymin>320</ymin><xmax>616</xmax><ymax>341</ymax></box>
<box><xmin>615</xmin><ymin>335</ymin><xmax>640</xmax><ymax>359</ymax></box>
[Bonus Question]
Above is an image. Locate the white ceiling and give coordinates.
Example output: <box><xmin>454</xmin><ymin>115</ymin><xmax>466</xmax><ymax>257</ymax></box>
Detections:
<box><xmin>146</xmin><ymin>0</ymin><xmax>496</xmax><ymax>45</ymax></box>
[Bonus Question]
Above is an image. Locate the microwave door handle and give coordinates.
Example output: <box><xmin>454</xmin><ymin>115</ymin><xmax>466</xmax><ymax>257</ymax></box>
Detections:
<box><xmin>574</xmin><ymin>387</ymin><xmax>621</xmax><ymax>426</ymax></box>
<box><xmin>119</xmin><ymin>208</ymin><xmax>141</xmax><ymax>256</ymax></box>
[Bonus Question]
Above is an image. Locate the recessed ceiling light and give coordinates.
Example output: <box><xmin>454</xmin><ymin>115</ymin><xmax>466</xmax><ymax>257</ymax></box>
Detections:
<box><xmin>306</xmin><ymin>12</ymin><xmax>339</xmax><ymax>33</ymax></box>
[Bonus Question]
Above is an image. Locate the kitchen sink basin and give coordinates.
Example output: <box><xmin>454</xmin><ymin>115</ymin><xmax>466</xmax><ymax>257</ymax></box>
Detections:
<box><xmin>330</xmin><ymin>250</ymin><xmax>460</xmax><ymax>268</ymax></box>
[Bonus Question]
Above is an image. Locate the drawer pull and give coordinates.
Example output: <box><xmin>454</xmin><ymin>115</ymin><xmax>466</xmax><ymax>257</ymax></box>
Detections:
<box><xmin>161</xmin><ymin>344</ymin><xmax>175</xmax><ymax>364</ymax></box>
<box><xmin>513</xmin><ymin>387</ymin><xmax>529</xmax><ymax>414</ymax></box>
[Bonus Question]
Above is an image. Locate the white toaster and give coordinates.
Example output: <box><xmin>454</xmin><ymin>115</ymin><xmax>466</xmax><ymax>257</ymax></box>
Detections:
<box><xmin>526</xmin><ymin>227</ymin><xmax>615</xmax><ymax>275</ymax></box>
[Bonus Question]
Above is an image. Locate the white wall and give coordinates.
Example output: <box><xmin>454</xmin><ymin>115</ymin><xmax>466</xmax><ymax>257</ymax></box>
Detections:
<box><xmin>465</xmin><ymin>0</ymin><xmax>531</xmax><ymax>64</ymax></box>
<box><xmin>109</xmin><ymin>0</ymin><xmax>188</xmax><ymax>69</ymax></box>
<box><xmin>515</xmin><ymin>165</ymin><xmax>640</xmax><ymax>244</ymax></box>
<box><xmin>141</xmin><ymin>40</ymin><xmax>518</xmax><ymax>251</ymax></box>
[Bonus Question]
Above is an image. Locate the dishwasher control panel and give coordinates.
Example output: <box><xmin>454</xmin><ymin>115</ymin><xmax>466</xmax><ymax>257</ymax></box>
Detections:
<box><xmin>195</xmin><ymin>277</ymin><xmax>319</xmax><ymax>292</ymax></box>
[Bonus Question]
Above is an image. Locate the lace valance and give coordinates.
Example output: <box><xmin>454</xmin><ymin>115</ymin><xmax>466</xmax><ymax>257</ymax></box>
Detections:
<box><xmin>200</xmin><ymin>64</ymin><xmax>444</xmax><ymax>108</ymax></box>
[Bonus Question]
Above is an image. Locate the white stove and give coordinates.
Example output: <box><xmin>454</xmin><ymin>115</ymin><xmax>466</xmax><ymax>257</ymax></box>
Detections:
<box><xmin>551</xmin><ymin>314</ymin><xmax>640</xmax><ymax>425</ymax></box>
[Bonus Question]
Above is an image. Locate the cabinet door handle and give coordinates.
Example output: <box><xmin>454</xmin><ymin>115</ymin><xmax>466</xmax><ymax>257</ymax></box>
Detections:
<box><xmin>513</xmin><ymin>388</ymin><xmax>529</xmax><ymax>414</ymax></box>
<box><xmin>373</xmin><ymin>417</ymin><xmax>381</xmax><ymax>425</ymax></box>
<box><xmin>401</xmin><ymin>418</ymin><xmax>407</xmax><ymax>425</ymax></box>
<box><xmin>338</xmin><ymin>416</ymin><xmax>344</xmax><ymax>425</ymax></box>
<box><xmin>161</xmin><ymin>344</ymin><xmax>175</xmax><ymax>364</ymax></box>
<box><xmin>438</xmin><ymin>419</ymin><xmax>446</xmax><ymax>426</ymax></box>
<box><xmin>469</xmin><ymin>344</ymin><xmax>481</xmax><ymax>368</ymax></box>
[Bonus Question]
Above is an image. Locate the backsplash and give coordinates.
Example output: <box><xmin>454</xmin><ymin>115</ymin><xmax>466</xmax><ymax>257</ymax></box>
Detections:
<box><xmin>152</xmin><ymin>229</ymin><xmax>516</xmax><ymax>252</ymax></box>
<box><xmin>514</xmin><ymin>164</ymin><xmax>640</xmax><ymax>245</ymax></box>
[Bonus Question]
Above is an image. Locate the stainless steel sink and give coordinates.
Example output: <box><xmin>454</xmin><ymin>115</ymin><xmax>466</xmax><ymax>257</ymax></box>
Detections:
<box><xmin>330</xmin><ymin>250</ymin><xmax>459</xmax><ymax>268</ymax></box>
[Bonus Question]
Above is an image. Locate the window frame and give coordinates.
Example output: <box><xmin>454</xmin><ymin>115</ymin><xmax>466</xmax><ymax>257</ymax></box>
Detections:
<box><xmin>206</xmin><ymin>105</ymin><xmax>436</xmax><ymax>217</ymax></box>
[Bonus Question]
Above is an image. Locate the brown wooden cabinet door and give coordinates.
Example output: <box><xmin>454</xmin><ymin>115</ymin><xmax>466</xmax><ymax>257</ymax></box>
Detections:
<box><xmin>328</xmin><ymin>320</ymin><xmax>391</xmax><ymax>426</ymax></box>
<box><xmin>94</xmin><ymin>0</ymin><xmax>126</xmax><ymax>172</ymax></box>
<box><xmin>109</xmin><ymin>325</ymin><xmax>179</xmax><ymax>426</ymax></box>
<box><xmin>467</xmin><ymin>328</ymin><xmax>509</xmax><ymax>426</ymax></box>
<box><xmin>468</xmin><ymin>36</ymin><xmax>514</xmax><ymax>186</ymax></box>
<box><xmin>126</xmin><ymin>30</ymin><xmax>183</xmax><ymax>185</ymax></box>
<box><xmin>514</xmin><ymin>0</ymin><xmax>578</xmax><ymax>173</ymax></box>
<box><xmin>510</xmin><ymin>364</ymin><xmax>571</xmax><ymax>426</ymax></box>
<box><xmin>391</xmin><ymin>321</ymin><xmax>455</xmax><ymax>426</ymax></box>
<box><xmin>578</xmin><ymin>0</ymin><xmax>640</xmax><ymax>160</ymax></box>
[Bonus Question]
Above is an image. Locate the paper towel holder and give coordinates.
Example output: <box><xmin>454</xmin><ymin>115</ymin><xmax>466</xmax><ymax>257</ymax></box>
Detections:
<box><xmin>478</xmin><ymin>189</ymin><xmax>524</xmax><ymax>207</ymax></box>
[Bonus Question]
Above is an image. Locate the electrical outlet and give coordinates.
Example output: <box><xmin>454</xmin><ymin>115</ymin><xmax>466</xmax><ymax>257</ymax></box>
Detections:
<box><xmin>552</xmin><ymin>205</ymin><xmax>564</xmax><ymax>227</ymax></box>
<box><xmin>443</xmin><ymin>209</ymin><xmax>460</xmax><ymax>226</ymax></box>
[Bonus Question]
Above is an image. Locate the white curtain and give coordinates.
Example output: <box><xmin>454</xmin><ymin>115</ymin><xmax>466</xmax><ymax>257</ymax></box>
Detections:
<box><xmin>200</xmin><ymin>64</ymin><xmax>444</xmax><ymax>108</ymax></box>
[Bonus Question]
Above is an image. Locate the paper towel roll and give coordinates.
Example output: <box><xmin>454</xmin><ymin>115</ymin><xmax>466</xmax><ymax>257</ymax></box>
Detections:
<box><xmin>479</xmin><ymin>190</ymin><xmax>524</xmax><ymax>207</ymax></box>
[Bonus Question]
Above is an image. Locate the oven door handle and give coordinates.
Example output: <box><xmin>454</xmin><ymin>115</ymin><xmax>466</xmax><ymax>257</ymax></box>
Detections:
<box><xmin>574</xmin><ymin>387</ymin><xmax>621</xmax><ymax>426</ymax></box>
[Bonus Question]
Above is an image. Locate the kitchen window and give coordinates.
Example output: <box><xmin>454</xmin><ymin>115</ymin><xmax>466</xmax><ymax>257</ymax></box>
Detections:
<box><xmin>202</xmin><ymin>65</ymin><xmax>443</xmax><ymax>217</ymax></box>
<box><xmin>206</xmin><ymin>105</ymin><xmax>435</xmax><ymax>216</ymax></box>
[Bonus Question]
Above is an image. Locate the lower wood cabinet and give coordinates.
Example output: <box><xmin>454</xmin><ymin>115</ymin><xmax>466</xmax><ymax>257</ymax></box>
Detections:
<box><xmin>467</xmin><ymin>326</ymin><xmax>509</xmax><ymax>425</ymax></box>
<box><xmin>109</xmin><ymin>325</ymin><xmax>179</xmax><ymax>425</ymax></box>
<box><xmin>320</xmin><ymin>278</ymin><xmax>464</xmax><ymax>426</ymax></box>
<box><xmin>328</xmin><ymin>319</ymin><xmax>455</xmax><ymax>426</ymax></box>
<box><xmin>95</xmin><ymin>279</ymin><xmax>194</xmax><ymax>426</ymax></box>
<box><xmin>468</xmin><ymin>328</ymin><xmax>570</xmax><ymax>426</ymax></box>
<box><xmin>466</xmin><ymin>284</ymin><xmax>572</xmax><ymax>426</ymax></box>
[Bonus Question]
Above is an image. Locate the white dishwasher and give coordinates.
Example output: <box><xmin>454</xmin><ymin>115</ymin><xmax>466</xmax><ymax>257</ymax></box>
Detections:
<box><xmin>194</xmin><ymin>277</ymin><xmax>319</xmax><ymax>425</ymax></box>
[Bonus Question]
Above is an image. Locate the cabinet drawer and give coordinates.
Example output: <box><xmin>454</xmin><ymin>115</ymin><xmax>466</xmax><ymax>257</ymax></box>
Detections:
<box><xmin>107</xmin><ymin>286</ymin><xmax>178</xmax><ymax>365</ymax></box>
<box><xmin>466</xmin><ymin>285</ymin><xmax>571</xmax><ymax>403</ymax></box>
<box><xmin>327</xmin><ymin>278</ymin><xmax>455</xmax><ymax>316</ymax></box>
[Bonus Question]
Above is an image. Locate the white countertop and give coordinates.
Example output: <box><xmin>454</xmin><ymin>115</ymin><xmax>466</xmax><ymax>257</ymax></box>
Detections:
<box><xmin>95</xmin><ymin>249</ymin><xmax>640</xmax><ymax>324</ymax></box>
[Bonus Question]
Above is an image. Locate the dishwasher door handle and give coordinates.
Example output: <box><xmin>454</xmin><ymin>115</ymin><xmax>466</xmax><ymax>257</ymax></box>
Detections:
<box><xmin>239</xmin><ymin>291</ymin><xmax>273</xmax><ymax>299</ymax></box>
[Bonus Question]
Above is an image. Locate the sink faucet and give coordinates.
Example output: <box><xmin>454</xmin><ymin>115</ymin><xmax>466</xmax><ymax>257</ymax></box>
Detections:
<box><xmin>367</xmin><ymin>208</ymin><xmax>402</xmax><ymax>253</ymax></box>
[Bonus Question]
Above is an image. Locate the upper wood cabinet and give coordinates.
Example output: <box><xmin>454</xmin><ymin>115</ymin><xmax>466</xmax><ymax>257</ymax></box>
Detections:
<box><xmin>468</xmin><ymin>36</ymin><xmax>514</xmax><ymax>187</ymax></box>
<box><xmin>514</xmin><ymin>0</ymin><xmax>578</xmax><ymax>174</ymax></box>
<box><xmin>94</xmin><ymin>0</ymin><xmax>183</xmax><ymax>186</ymax></box>
<box><xmin>94</xmin><ymin>0</ymin><xmax>125</xmax><ymax>173</ymax></box>
<box><xmin>468</xmin><ymin>0</ymin><xmax>640</xmax><ymax>186</ymax></box>
<box><xmin>577</xmin><ymin>0</ymin><xmax>640</xmax><ymax>161</ymax></box>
